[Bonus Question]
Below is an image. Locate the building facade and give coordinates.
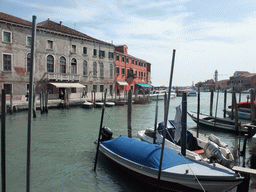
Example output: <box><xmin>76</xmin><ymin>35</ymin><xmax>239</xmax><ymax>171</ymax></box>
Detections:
<box><xmin>0</xmin><ymin>12</ymin><xmax>115</xmax><ymax>100</ymax></box>
<box><xmin>229</xmin><ymin>71</ymin><xmax>256</xmax><ymax>92</ymax></box>
<box><xmin>114</xmin><ymin>45</ymin><xmax>151</xmax><ymax>93</ymax></box>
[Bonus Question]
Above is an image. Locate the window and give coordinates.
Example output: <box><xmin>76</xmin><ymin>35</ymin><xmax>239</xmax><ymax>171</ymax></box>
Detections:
<box><xmin>47</xmin><ymin>40</ymin><xmax>53</xmax><ymax>49</ymax></box>
<box><xmin>110</xmin><ymin>64</ymin><xmax>113</xmax><ymax>77</ymax></box>
<box><xmin>71</xmin><ymin>58</ymin><xmax>77</xmax><ymax>74</ymax></box>
<box><xmin>71</xmin><ymin>88</ymin><xmax>76</xmax><ymax>93</ymax></box>
<box><xmin>100</xmin><ymin>62</ymin><xmax>104</xmax><ymax>77</ymax></box>
<box><xmin>122</xmin><ymin>57</ymin><xmax>124</xmax><ymax>62</ymax></box>
<box><xmin>116</xmin><ymin>55</ymin><xmax>119</xmax><ymax>61</ymax></box>
<box><xmin>100</xmin><ymin>85</ymin><xmax>104</xmax><ymax>92</ymax></box>
<box><xmin>93</xmin><ymin>62</ymin><xmax>97</xmax><ymax>76</ymax></box>
<box><xmin>126</xmin><ymin>58</ymin><xmax>129</xmax><ymax>63</ymax></box>
<box><xmin>144</xmin><ymin>63</ymin><xmax>146</xmax><ymax>68</ymax></box>
<box><xmin>109</xmin><ymin>85</ymin><xmax>113</xmax><ymax>95</ymax></box>
<box><xmin>116</xmin><ymin>67</ymin><xmax>120</xmax><ymax>75</ymax></box>
<box><xmin>144</xmin><ymin>72</ymin><xmax>146</xmax><ymax>78</ymax></box>
<box><xmin>2</xmin><ymin>31</ymin><xmax>11</xmax><ymax>43</ymax></box>
<box><xmin>135</xmin><ymin>60</ymin><xmax>137</xmax><ymax>65</ymax></box>
<box><xmin>27</xmin><ymin>53</ymin><xmax>31</xmax><ymax>72</ymax></box>
<box><xmin>4</xmin><ymin>84</ymin><xmax>12</xmax><ymax>94</ymax></box>
<box><xmin>26</xmin><ymin>36</ymin><xmax>32</xmax><ymax>47</ymax></box>
<box><xmin>83</xmin><ymin>47</ymin><xmax>87</xmax><ymax>54</ymax></box>
<box><xmin>93</xmin><ymin>49</ymin><xmax>97</xmax><ymax>56</ymax></box>
<box><xmin>47</xmin><ymin>55</ymin><xmax>54</xmax><ymax>72</ymax></box>
<box><xmin>3</xmin><ymin>54</ymin><xmax>12</xmax><ymax>71</ymax></box>
<box><xmin>60</xmin><ymin>56</ymin><xmax>66</xmax><ymax>73</ymax></box>
<box><xmin>109</xmin><ymin>52</ymin><xmax>114</xmax><ymax>59</ymax></box>
<box><xmin>127</xmin><ymin>68</ymin><xmax>130</xmax><ymax>76</ymax></box>
<box><xmin>99</xmin><ymin>50</ymin><xmax>105</xmax><ymax>58</ymax></box>
<box><xmin>83</xmin><ymin>60</ymin><xmax>87</xmax><ymax>76</ymax></box>
<box><xmin>122</xmin><ymin>68</ymin><xmax>125</xmax><ymax>75</ymax></box>
<box><xmin>72</xmin><ymin>45</ymin><xmax>76</xmax><ymax>53</ymax></box>
<box><xmin>93</xmin><ymin>85</ymin><xmax>97</xmax><ymax>92</ymax></box>
<box><xmin>132</xmin><ymin>59</ymin><xmax>134</xmax><ymax>64</ymax></box>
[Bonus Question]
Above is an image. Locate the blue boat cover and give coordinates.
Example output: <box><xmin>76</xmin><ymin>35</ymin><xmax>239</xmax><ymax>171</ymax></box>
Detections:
<box><xmin>102</xmin><ymin>136</ymin><xmax>193</xmax><ymax>170</ymax></box>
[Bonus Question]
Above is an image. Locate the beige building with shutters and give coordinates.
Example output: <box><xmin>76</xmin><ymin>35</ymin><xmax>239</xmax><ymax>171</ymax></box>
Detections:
<box><xmin>0</xmin><ymin>12</ymin><xmax>115</xmax><ymax>101</ymax></box>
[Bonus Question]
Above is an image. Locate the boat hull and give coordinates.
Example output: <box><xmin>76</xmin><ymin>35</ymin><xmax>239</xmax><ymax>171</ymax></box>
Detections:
<box><xmin>99</xmin><ymin>137</ymin><xmax>243</xmax><ymax>192</ymax></box>
<box><xmin>187</xmin><ymin>111</ymin><xmax>248</xmax><ymax>133</ymax></box>
<box><xmin>225</xmin><ymin>109</ymin><xmax>250</xmax><ymax>120</ymax></box>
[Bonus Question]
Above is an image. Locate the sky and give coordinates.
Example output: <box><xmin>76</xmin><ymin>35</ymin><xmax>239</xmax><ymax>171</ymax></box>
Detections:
<box><xmin>1</xmin><ymin>0</ymin><xmax>256</xmax><ymax>86</ymax></box>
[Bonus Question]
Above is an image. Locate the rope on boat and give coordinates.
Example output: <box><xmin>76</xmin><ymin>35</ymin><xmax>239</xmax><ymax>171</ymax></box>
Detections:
<box><xmin>164</xmin><ymin>127</ymin><xmax>206</xmax><ymax>192</ymax></box>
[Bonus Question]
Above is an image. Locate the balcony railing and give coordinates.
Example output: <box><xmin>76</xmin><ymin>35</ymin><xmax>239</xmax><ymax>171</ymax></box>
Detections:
<box><xmin>44</xmin><ymin>72</ymin><xmax>80</xmax><ymax>81</ymax></box>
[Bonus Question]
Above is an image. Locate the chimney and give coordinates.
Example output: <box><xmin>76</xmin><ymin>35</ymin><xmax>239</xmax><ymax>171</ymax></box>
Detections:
<box><xmin>60</xmin><ymin>21</ymin><xmax>62</xmax><ymax>26</ymax></box>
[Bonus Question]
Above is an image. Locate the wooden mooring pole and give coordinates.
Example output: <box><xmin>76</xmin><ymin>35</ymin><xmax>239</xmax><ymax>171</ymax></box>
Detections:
<box><xmin>223</xmin><ymin>90</ymin><xmax>227</xmax><ymax>118</ymax></box>
<box><xmin>250</xmin><ymin>89</ymin><xmax>255</xmax><ymax>124</ymax></box>
<box><xmin>181</xmin><ymin>92</ymin><xmax>187</xmax><ymax>156</ymax></box>
<box><xmin>196</xmin><ymin>86</ymin><xmax>200</xmax><ymax>138</ymax></box>
<box><xmin>210</xmin><ymin>89</ymin><xmax>214</xmax><ymax>116</ymax></box>
<box><xmin>1</xmin><ymin>89</ymin><xmax>6</xmax><ymax>192</ymax></box>
<box><xmin>127</xmin><ymin>90</ymin><xmax>132</xmax><ymax>138</ymax></box>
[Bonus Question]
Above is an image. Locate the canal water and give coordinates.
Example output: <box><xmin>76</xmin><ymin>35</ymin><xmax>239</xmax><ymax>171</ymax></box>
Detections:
<box><xmin>1</xmin><ymin>92</ymin><xmax>255</xmax><ymax>191</ymax></box>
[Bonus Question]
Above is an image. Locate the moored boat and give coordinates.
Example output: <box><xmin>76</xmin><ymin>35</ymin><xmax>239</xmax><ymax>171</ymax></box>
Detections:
<box><xmin>95</xmin><ymin>102</ymin><xmax>104</xmax><ymax>108</ymax></box>
<box><xmin>138</xmin><ymin>116</ymin><xmax>234</xmax><ymax>168</ymax></box>
<box><xmin>187</xmin><ymin>111</ymin><xmax>249</xmax><ymax>133</ymax></box>
<box><xmin>105</xmin><ymin>101</ymin><xmax>115</xmax><ymax>107</ymax></box>
<box><xmin>225</xmin><ymin>108</ymin><xmax>251</xmax><ymax>120</ymax></box>
<box><xmin>99</xmin><ymin>133</ymin><xmax>243</xmax><ymax>192</ymax></box>
<box><xmin>81</xmin><ymin>101</ymin><xmax>94</xmax><ymax>108</ymax></box>
<box><xmin>149</xmin><ymin>90</ymin><xmax>176</xmax><ymax>100</ymax></box>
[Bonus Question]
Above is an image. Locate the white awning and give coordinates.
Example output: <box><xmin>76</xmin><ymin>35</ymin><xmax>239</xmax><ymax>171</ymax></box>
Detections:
<box><xmin>117</xmin><ymin>81</ymin><xmax>128</xmax><ymax>86</ymax></box>
<box><xmin>49</xmin><ymin>83</ymin><xmax>85</xmax><ymax>88</ymax></box>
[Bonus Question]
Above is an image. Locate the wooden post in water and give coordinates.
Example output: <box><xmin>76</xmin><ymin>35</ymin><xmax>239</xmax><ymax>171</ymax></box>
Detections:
<box><xmin>250</xmin><ymin>89</ymin><xmax>255</xmax><ymax>124</ymax></box>
<box><xmin>26</xmin><ymin>15</ymin><xmax>36</xmax><ymax>192</ymax></box>
<box><xmin>33</xmin><ymin>91</ymin><xmax>36</xmax><ymax>118</ymax></box>
<box><xmin>239</xmin><ymin>92</ymin><xmax>241</xmax><ymax>103</ymax></box>
<box><xmin>231</xmin><ymin>87</ymin><xmax>235</xmax><ymax>120</ymax></box>
<box><xmin>157</xmin><ymin>49</ymin><xmax>176</xmax><ymax>189</ymax></box>
<box><xmin>91</xmin><ymin>90</ymin><xmax>93</xmax><ymax>103</ymax></box>
<box><xmin>153</xmin><ymin>95</ymin><xmax>159</xmax><ymax>144</ymax></box>
<box><xmin>94</xmin><ymin>88</ymin><xmax>107</xmax><ymax>171</ymax></box>
<box><xmin>181</xmin><ymin>92</ymin><xmax>187</xmax><ymax>156</ymax></box>
<box><xmin>93</xmin><ymin>90</ymin><xmax>96</xmax><ymax>105</ymax></box>
<box><xmin>127</xmin><ymin>90</ymin><xmax>132</xmax><ymax>138</ymax></box>
<box><xmin>45</xmin><ymin>90</ymin><xmax>48</xmax><ymax>112</ymax></box>
<box><xmin>1</xmin><ymin>89</ymin><xmax>6</xmax><ymax>192</ymax></box>
<box><xmin>223</xmin><ymin>90</ymin><xmax>227</xmax><ymax>118</ymax></box>
<box><xmin>214</xmin><ymin>87</ymin><xmax>220</xmax><ymax>126</ymax></box>
<box><xmin>40</xmin><ymin>90</ymin><xmax>43</xmax><ymax>113</ymax></box>
<box><xmin>10</xmin><ymin>91</ymin><xmax>13</xmax><ymax>114</ymax></box>
<box><xmin>210</xmin><ymin>89</ymin><xmax>214</xmax><ymax>116</ymax></box>
<box><xmin>196</xmin><ymin>86</ymin><xmax>200</xmax><ymax>138</ymax></box>
<box><xmin>233</xmin><ymin>90</ymin><xmax>239</xmax><ymax>134</ymax></box>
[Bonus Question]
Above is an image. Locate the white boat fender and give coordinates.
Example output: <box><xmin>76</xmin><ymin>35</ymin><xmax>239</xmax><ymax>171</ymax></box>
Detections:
<box><xmin>204</xmin><ymin>141</ymin><xmax>232</xmax><ymax>168</ymax></box>
<box><xmin>209</xmin><ymin>134</ymin><xmax>227</xmax><ymax>148</ymax></box>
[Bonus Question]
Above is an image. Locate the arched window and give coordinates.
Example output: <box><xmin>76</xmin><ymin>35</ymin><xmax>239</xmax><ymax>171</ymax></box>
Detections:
<box><xmin>27</xmin><ymin>53</ymin><xmax>31</xmax><ymax>72</ymax></box>
<box><xmin>93</xmin><ymin>62</ymin><xmax>97</xmax><ymax>76</ymax></box>
<box><xmin>71</xmin><ymin>58</ymin><xmax>77</xmax><ymax>74</ymax></box>
<box><xmin>100</xmin><ymin>62</ymin><xmax>104</xmax><ymax>77</ymax></box>
<box><xmin>83</xmin><ymin>60</ymin><xmax>87</xmax><ymax>76</ymax></box>
<box><xmin>60</xmin><ymin>56</ymin><xmax>66</xmax><ymax>73</ymax></box>
<box><xmin>110</xmin><ymin>64</ymin><xmax>113</xmax><ymax>77</ymax></box>
<box><xmin>47</xmin><ymin>55</ymin><xmax>54</xmax><ymax>72</ymax></box>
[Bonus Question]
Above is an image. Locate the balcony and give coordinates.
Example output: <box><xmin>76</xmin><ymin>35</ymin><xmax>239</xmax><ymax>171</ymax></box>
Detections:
<box><xmin>44</xmin><ymin>72</ymin><xmax>80</xmax><ymax>81</ymax></box>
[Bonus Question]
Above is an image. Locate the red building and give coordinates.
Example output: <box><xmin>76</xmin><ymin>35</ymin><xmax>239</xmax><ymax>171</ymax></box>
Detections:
<box><xmin>114</xmin><ymin>45</ymin><xmax>151</xmax><ymax>93</ymax></box>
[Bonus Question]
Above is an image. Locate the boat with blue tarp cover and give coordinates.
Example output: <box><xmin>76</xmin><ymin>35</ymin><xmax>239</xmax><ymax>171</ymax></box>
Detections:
<box><xmin>99</xmin><ymin>133</ymin><xmax>243</xmax><ymax>192</ymax></box>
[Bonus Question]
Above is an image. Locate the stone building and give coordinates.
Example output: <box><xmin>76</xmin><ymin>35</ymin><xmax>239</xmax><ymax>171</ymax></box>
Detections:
<box><xmin>0</xmin><ymin>12</ymin><xmax>115</xmax><ymax>101</ymax></box>
<box><xmin>114</xmin><ymin>45</ymin><xmax>151</xmax><ymax>94</ymax></box>
<box><xmin>229</xmin><ymin>71</ymin><xmax>256</xmax><ymax>92</ymax></box>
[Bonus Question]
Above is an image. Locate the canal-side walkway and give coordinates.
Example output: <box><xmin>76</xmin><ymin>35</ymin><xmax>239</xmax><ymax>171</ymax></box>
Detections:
<box><xmin>6</xmin><ymin>93</ymin><xmax>149</xmax><ymax>111</ymax></box>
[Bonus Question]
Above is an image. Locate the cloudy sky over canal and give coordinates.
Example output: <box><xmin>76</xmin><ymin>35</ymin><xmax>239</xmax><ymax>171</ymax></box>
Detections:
<box><xmin>2</xmin><ymin>0</ymin><xmax>256</xmax><ymax>86</ymax></box>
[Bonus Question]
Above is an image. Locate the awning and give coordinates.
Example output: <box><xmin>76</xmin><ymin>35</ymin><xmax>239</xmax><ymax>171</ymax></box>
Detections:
<box><xmin>49</xmin><ymin>82</ymin><xmax>85</xmax><ymax>88</ymax></box>
<box><xmin>136</xmin><ymin>84</ymin><xmax>152</xmax><ymax>87</ymax></box>
<box><xmin>117</xmin><ymin>81</ymin><xmax>128</xmax><ymax>86</ymax></box>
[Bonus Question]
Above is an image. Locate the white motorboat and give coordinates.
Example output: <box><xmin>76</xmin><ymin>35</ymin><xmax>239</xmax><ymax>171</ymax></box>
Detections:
<box><xmin>149</xmin><ymin>90</ymin><xmax>176</xmax><ymax>100</ymax></box>
<box><xmin>81</xmin><ymin>101</ymin><xmax>94</xmax><ymax>108</ymax></box>
<box><xmin>105</xmin><ymin>101</ymin><xmax>115</xmax><ymax>107</ymax></box>
<box><xmin>138</xmin><ymin>106</ymin><xmax>235</xmax><ymax>168</ymax></box>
